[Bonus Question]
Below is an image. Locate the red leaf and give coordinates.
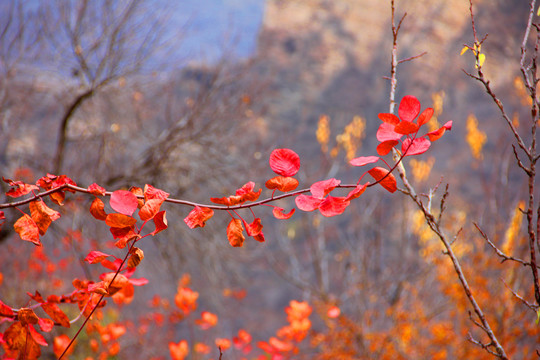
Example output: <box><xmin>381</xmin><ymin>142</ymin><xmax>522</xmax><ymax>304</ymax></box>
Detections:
<box><xmin>0</xmin><ymin>300</ymin><xmax>14</xmax><ymax>317</ymax></box>
<box><xmin>345</xmin><ymin>183</ymin><xmax>368</xmax><ymax>201</ymax></box>
<box><xmin>376</xmin><ymin>122</ymin><xmax>402</xmax><ymax>142</ymax></box>
<box><xmin>272</xmin><ymin>207</ymin><xmax>295</xmax><ymax>219</ymax></box>
<box><xmin>87</xmin><ymin>183</ymin><xmax>106</xmax><ymax>196</ymax></box>
<box><xmin>427</xmin><ymin>120</ymin><xmax>453</xmax><ymax>141</ymax></box>
<box><xmin>295</xmin><ymin>194</ymin><xmax>322</xmax><ymax>211</ymax></box>
<box><xmin>38</xmin><ymin>318</ymin><xmax>54</xmax><ymax>332</ymax></box>
<box><xmin>184</xmin><ymin>206</ymin><xmax>214</xmax><ymax>229</ymax></box>
<box><xmin>398</xmin><ymin>95</ymin><xmax>421</xmax><ymax>122</ymax></box>
<box><xmin>235</xmin><ymin>181</ymin><xmax>262</xmax><ymax>202</ymax></box>
<box><xmin>90</xmin><ymin>198</ymin><xmax>108</xmax><ymax>220</ymax></box>
<box><xmin>265</xmin><ymin>176</ymin><xmax>299</xmax><ymax>192</ymax></box>
<box><xmin>4</xmin><ymin>322</ymin><xmax>42</xmax><ymax>358</ymax></box>
<box><xmin>378</xmin><ymin>113</ymin><xmax>400</xmax><ymax>125</ymax></box>
<box><xmin>227</xmin><ymin>218</ymin><xmax>245</xmax><ymax>247</ymax></box>
<box><xmin>245</xmin><ymin>218</ymin><xmax>263</xmax><ymax>236</ymax></box>
<box><xmin>14</xmin><ymin>213</ymin><xmax>41</xmax><ymax>245</ymax></box>
<box><xmin>3</xmin><ymin>177</ymin><xmax>39</xmax><ymax>198</ymax></box>
<box><xmin>106</xmin><ymin>213</ymin><xmax>137</xmax><ymax>228</ymax></box>
<box><xmin>41</xmin><ymin>302</ymin><xmax>70</xmax><ymax>327</ymax></box>
<box><xmin>151</xmin><ymin>210</ymin><xmax>168</xmax><ymax>235</ymax></box>
<box><xmin>376</xmin><ymin>140</ymin><xmax>399</xmax><ymax>156</ymax></box>
<box><xmin>394</xmin><ymin>121</ymin><xmax>419</xmax><ymax>135</ymax></box>
<box><xmin>139</xmin><ymin>198</ymin><xmax>165</xmax><ymax>221</ymax></box>
<box><xmin>368</xmin><ymin>167</ymin><xmax>397</xmax><ymax>193</ymax></box>
<box><xmin>144</xmin><ymin>184</ymin><xmax>170</xmax><ymax>201</ymax></box>
<box><xmin>254</xmin><ymin>231</ymin><xmax>265</xmax><ymax>242</ymax></box>
<box><xmin>29</xmin><ymin>201</ymin><xmax>60</xmax><ymax>235</ymax></box>
<box><xmin>310</xmin><ymin>178</ymin><xmax>340</xmax><ymax>198</ymax></box>
<box><xmin>110</xmin><ymin>190</ymin><xmax>139</xmax><ymax>216</ymax></box>
<box><xmin>84</xmin><ymin>250</ymin><xmax>112</xmax><ymax>264</ymax></box>
<box><xmin>402</xmin><ymin>137</ymin><xmax>431</xmax><ymax>156</ymax></box>
<box><xmin>28</xmin><ymin>324</ymin><xmax>48</xmax><ymax>346</ymax></box>
<box><xmin>318</xmin><ymin>196</ymin><xmax>350</xmax><ymax>217</ymax></box>
<box><xmin>417</xmin><ymin>107</ymin><xmax>434</xmax><ymax>126</ymax></box>
<box><xmin>349</xmin><ymin>156</ymin><xmax>379</xmax><ymax>167</ymax></box>
<box><xmin>269</xmin><ymin>148</ymin><xmax>300</xmax><ymax>177</ymax></box>
<box><xmin>128</xmin><ymin>277</ymin><xmax>149</xmax><ymax>286</ymax></box>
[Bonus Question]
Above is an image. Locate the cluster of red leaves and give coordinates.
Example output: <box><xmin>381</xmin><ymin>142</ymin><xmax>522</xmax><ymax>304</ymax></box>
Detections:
<box><xmin>0</xmin><ymin>181</ymin><xmax>169</xmax><ymax>358</ymax></box>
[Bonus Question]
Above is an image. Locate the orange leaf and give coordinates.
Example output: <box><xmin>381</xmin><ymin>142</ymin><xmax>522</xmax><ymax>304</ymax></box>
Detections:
<box><xmin>368</xmin><ymin>167</ymin><xmax>397</xmax><ymax>193</ymax></box>
<box><xmin>427</xmin><ymin>120</ymin><xmax>453</xmax><ymax>141</ymax></box>
<box><xmin>327</xmin><ymin>306</ymin><xmax>341</xmax><ymax>318</ymax></box>
<box><xmin>195</xmin><ymin>311</ymin><xmax>218</xmax><ymax>329</ymax></box>
<box><xmin>227</xmin><ymin>218</ymin><xmax>245</xmax><ymax>247</ymax></box>
<box><xmin>127</xmin><ymin>247</ymin><xmax>144</xmax><ymax>268</ymax></box>
<box><xmin>169</xmin><ymin>340</ymin><xmax>189</xmax><ymax>360</ymax></box>
<box><xmin>215</xmin><ymin>338</ymin><xmax>231</xmax><ymax>351</ymax></box>
<box><xmin>4</xmin><ymin>322</ymin><xmax>42</xmax><ymax>358</ymax></box>
<box><xmin>151</xmin><ymin>210</ymin><xmax>168</xmax><ymax>235</ymax></box>
<box><xmin>14</xmin><ymin>213</ymin><xmax>41</xmax><ymax>246</ymax></box>
<box><xmin>245</xmin><ymin>218</ymin><xmax>263</xmax><ymax>236</ymax></box>
<box><xmin>90</xmin><ymin>197</ymin><xmax>108</xmax><ymax>220</ymax></box>
<box><xmin>41</xmin><ymin>302</ymin><xmax>70</xmax><ymax>327</ymax></box>
<box><xmin>144</xmin><ymin>184</ymin><xmax>170</xmax><ymax>202</ymax></box>
<box><xmin>139</xmin><ymin>198</ymin><xmax>164</xmax><ymax>221</ymax></box>
<box><xmin>17</xmin><ymin>308</ymin><xmax>39</xmax><ymax>326</ymax></box>
<box><xmin>29</xmin><ymin>200</ymin><xmax>60</xmax><ymax>235</ymax></box>
<box><xmin>105</xmin><ymin>213</ymin><xmax>137</xmax><ymax>228</ymax></box>
<box><xmin>273</xmin><ymin>207</ymin><xmax>295</xmax><ymax>219</ymax></box>
<box><xmin>54</xmin><ymin>334</ymin><xmax>74</xmax><ymax>358</ymax></box>
<box><xmin>38</xmin><ymin>318</ymin><xmax>54</xmax><ymax>332</ymax></box>
<box><xmin>345</xmin><ymin>183</ymin><xmax>368</xmax><ymax>201</ymax></box>
<box><xmin>130</xmin><ymin>186</ymin><xmax>145</xmax><ymax>208</ymax></box>
<box><xmin>265</xmin><ymin>176</ymin><xmax>299</xmax><ymax>192</ymax></box>
<box><xmin>184</xmin><ymin>206</ymin><xmax>214</xmax><ymax>229</ymax></box>
<box><xmin>3</xmin><ymin>177</ymin><xmax>39</xmax><ymax>198</ymax></box>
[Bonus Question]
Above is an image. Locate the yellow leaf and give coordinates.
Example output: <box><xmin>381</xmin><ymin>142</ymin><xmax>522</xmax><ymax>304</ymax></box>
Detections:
<box><xmin>460</xmin><ymin>46</ymin><xmax>468</xmax><ymax>56</ymax></box>
<box><xmin>477</xmin><ymin>53</ymin><xmax>486</xmax><ymax>68</ymax></box>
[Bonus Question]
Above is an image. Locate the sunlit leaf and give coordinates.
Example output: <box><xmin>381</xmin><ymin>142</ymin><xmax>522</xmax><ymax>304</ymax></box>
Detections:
<box><xmin>144</xmin><ymin>184</ymin><xmax>170</xmax><ymax>201</ymax></box>
<box><xmin>349</xmin><ymin>156</ymin><xmax>379</xmax><ymax>167</ymax></box>
<box><xmin>417</xmin><ymin>107</ymin><xmax>434</xmax><ymax>127</ymax></box>
<box><xmin>3</xmin><ymin>177</ymin><xmax>39</xmax><ymax>198</ymax></box>
<box><xmin>378</xmin><ymin>113</ymin><xmax>400</xmax><ymax>125</ymax></box>
<box><xmin>265</xmin><ymin>176</ymin><xmax>299</xmax><ymax>192</ymax></box>
<box><xmin>345</xmin><ymin>183</ymin><xmax>368</xmax><ymax>201</ymax></box>
<box><xmin>128</xmin><ymin>248</ymin><xmax>144</xmax><ymax>268</ymax></box>
<box><xmin>184</xmin><ymin>206</ymin><xmax>214</xmax><ymax>229</ymax></box>
<box><xmin>318</xmin><ymin>196</ymin><xmax>350</xmax><ymax>217</ymax></box>
<box><xmin>227</xmin><ymin>218</ymin><xmax>245</xmax><ymax>247</ymax></box>
<box><xmin>84</xmin><ymin>250</ymin><xmax>112</xmax><ymax>264</ymax></box>
<box><xmin>41</xmin><ymin>302</ymin><xmax>70</xmax><ymax>327</ymax></box>
<box><xmin>427</xmin><ymin>120</ymin><xmax>453</xmax><ymax>141</ymax></box>
<box><xmin>269</xmin><ymin>148</ymin><xmax>301</xmax><ymax>177</ymax></box>
<box><xmin>377</xmin><ymin>140</ymin><xmax>399</xmax><ymax>156</ymax></box>
<box><xmin>14</xmin><ymin>214</ymin><xmax>41</xmax><ymax>246</ymax></box>
<box><xmin>87</xmin><ymin>183</ymin><xmax>106</xmax><ymax>196</ymax></box>
<box><xmin>460</xmin><ymin>46</ymin><xmax>469</xmax><ymax>55</ymax></box>
<box><xmin>368</xmin><ymin>167</ymin><xmax>397</xmax><ymax>193</ymax></box>
<box><xmin>310</xmin><ymin>178</ymin><xmax>340</xmax><ymax>198</ymax></box>
<box><xmin>139</xmin><ymin>198</ymin><xmax>165</xmax><ymax>221</ymax></box>
<box><xmin>402</xmin><ymin>137</ymin><xmax>431</xmax><ymax>156</ymax></box>
<box><xmin>295</xmin><ymin>194</ymin><xmax>322</xmax><ymax>211</ymax></box>
<box><xmin>398</xmin><ymin>95</ymin><xmax>421</xmax><ymax>122</ymax></box>
<box><xmin>90</xmin><ymin>197</ymin><xmax>108</xmax><ymax>220</ymax></box>
<box><xmin>394</xmin><ymin>121</ymin><xmax>419</xmax><ymax>135</ymax></box>
<box><xmin>151</xmin><ymin>210</ymin><xmax>168</xmax><ymax>235</ymax></box>
<box><xmin>272</xmin><ymin>207</ymin><xmax>295</xmax><ymax>219</ymax></box>
<box><xmin>54</xmin><ymin>334</ymin><xmax>74</xmax><ymax>358</ymax></box>
<box><xmin>105</xmin><ymin>213</ymin><xmax>137</xmax><ymax>228</ymax></box>
<box><xmin>376</xmin><ymin>122</ymin><xmax>402</xmax><ymax>142</ymax></box>
<box><xmin>110</xmin><ymin>190</ymin><xmax>139</xmax><ymax>216</ymax></box>
<box><xmin>169</xmin><ymin>340</ymin><xmax>189</xmax><ymax>360</ymax></box>
<box><xmin>245</xmin><ymin>218</ymin><xmax>263</xmax><ymax>236</ymax></box>
<box><xmin>29</xmin><ymin>200</ymin><xmax>60</xmax><ymax>235</ymax></box>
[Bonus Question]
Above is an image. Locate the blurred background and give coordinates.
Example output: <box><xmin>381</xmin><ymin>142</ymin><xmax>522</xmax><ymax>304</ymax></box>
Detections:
<box><xmin>1</xmin><ymin>0</ymin><xmax>538</xmax><ymax>358</ymax></box>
